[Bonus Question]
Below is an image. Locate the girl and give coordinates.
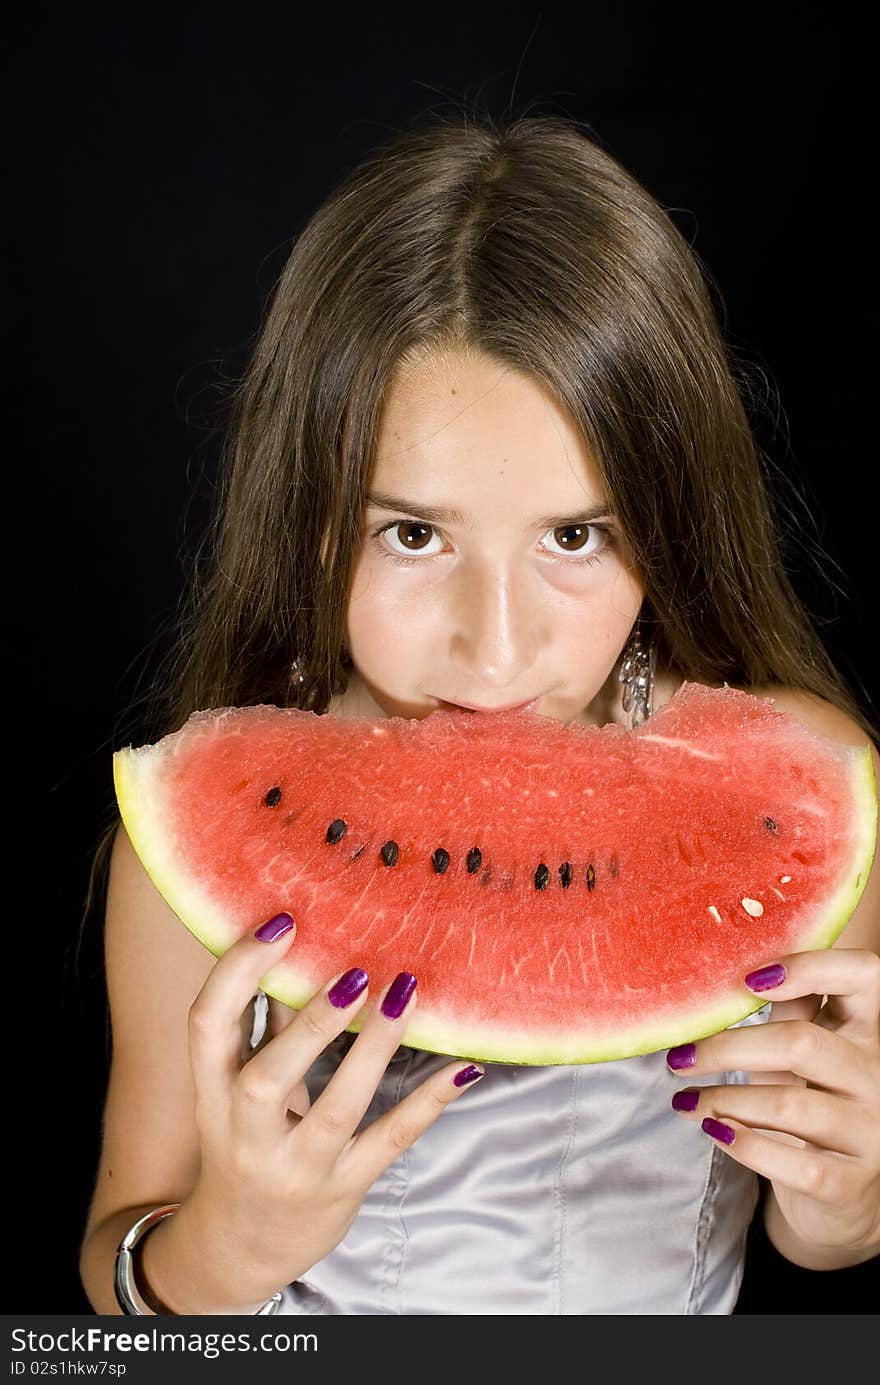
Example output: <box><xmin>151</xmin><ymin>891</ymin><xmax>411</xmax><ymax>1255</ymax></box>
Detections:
<box><xmin>78</xmin><ymin>111</ymin><xmax>880</xmax><ymax>1316</ymax></box>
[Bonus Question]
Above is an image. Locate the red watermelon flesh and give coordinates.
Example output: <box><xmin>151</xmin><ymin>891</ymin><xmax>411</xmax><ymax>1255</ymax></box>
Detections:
<box><xmin>112</xmin><ymin>681</ymin><xmax>876</xmax><ymax>1065</ymax></box>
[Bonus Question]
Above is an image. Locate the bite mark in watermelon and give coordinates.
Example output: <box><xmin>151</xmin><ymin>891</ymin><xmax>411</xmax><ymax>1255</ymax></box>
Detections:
<box><xmin>112</xmin><ymin>682</ymin><xmax>877</xmax><ymax>1065</ymax></box>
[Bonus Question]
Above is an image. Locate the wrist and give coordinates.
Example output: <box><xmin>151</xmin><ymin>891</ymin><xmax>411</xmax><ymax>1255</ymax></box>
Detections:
<box><xmin>763</xmin><ymin>1188</ymin><xmax>880</xmax><ymax>1271</ymax></box>
<box><xmin>141</xmin><ymin>1197</ymin><xmax>284</xmax><ymax>1315</ymax></box>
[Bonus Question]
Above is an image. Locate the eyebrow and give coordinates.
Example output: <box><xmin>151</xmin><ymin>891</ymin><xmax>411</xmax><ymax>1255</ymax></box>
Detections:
<box><xmin>365</xmin><ymin>489</ymin><xmax>614</xmax><ymax>529</ymax></box>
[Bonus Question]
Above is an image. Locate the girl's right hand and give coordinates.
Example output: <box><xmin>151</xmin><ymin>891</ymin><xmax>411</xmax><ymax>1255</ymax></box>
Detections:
<box><xmin>180</xmin><ymin>912</ymin><xmax>484</xmax><ymax>1304</ymax></box>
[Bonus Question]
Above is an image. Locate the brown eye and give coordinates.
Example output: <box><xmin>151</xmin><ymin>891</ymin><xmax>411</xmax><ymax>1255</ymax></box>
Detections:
<box><xmin>371</xmin><ymin>516</ymin><xmax>612</xmax><ymax>569</ymax></box>
<box><xmin>394</xmin><ymin>521</ymin><xmax>434</xmax><ymax>552</ymax></box>
<box><xmin>374</xmin><ymin>519</ymin><xmax>444</xmax><ymax>563</ymax></box>
<box><xmin>552</xmin><ymin>524</ymin><xmax>590</xmax><ymax>553</ymax></box>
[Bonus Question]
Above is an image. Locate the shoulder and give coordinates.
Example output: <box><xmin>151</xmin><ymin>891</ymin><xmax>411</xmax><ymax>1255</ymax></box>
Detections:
<box><xmin>747</xmin><ymin>684</ymin><xmax>880</xmax><ymax>955</ymax></box>
<box><xmin>746</xmin><ymin>683</ymin><xmax>874</xmax><ymax>748</ymax></box>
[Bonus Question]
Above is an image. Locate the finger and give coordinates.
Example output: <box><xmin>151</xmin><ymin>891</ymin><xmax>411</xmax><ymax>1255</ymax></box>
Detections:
<box><xmin>733</xmin><ymin>1066</ymin><xmax>808</xmax><ymax>1090</ymax></box>
<box><xmin>188</xmin><ymin>911</ymin><xmax>298</xmax><ymax>1123</ymax></box>
<box><xmin>742</xmin><ymin>949</ymin><xmax>880</xmax><ymax>1045</ymax></box>
<box><xmin>239</xmin><ymin>990</ymin><xmax>312</xmax><ymax>1119</ymax></box>
<box><xmin>243</xmin><ymin>994</ymin><xmax>297</xmax><ymax>1061</ymax></box>
<box><xmin>344</xmin><ymin>1057</ymin><xmax>486</xmax><ymax>1189</ymax></box>
<box><xmin>690</xmin><ymin>1113</ymin><xmax>850</xmax><ymax>1206</ymax></box>
<box><xmin>670</xmin><ymin>1083</ymin><xmax>868</xmax><ymax>1156</ymax></box>
<box><xmin>665</xmin><ymin>1019</ymin><xmax>871</xmax><ymax>1098</ymax></box>
<box><xmin>233</xmin><ymin>962</ymin><xmax>375</xmax><ymax>1146</ymax></box>
<box><xmin>254</xmin><ymin>994</ymin><xmax>310</xmax><ymax>1114</ymax></box>
<box><xmin>763</xmin><ymin>994</ymin><xmax>824</xmax><ymax>1027</ymax></box>
<box><xmin>292</xmin><ymin>971</ymin><xmax>421</xmax><ymax>1169</ymax></box>
<box><xmin>266</xmin><ymin>994</ymin><xmax>297</xmax><ymax>1037</ymax></box>
<box><xmin>239</xmin><ymin>996</ymin><xmax>261</xmax><ymax>1062</ymax></box>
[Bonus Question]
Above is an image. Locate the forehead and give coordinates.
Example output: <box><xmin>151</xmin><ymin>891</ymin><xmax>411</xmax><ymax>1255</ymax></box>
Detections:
<box><xmin>373</xmin><ymin>348</ymin><xmax>606</xmax><ymax>503</ymax></box>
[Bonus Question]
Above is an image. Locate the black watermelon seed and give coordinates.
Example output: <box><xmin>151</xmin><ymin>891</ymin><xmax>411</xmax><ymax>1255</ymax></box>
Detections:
<box><xmin>764</xmin><ymin>816</ymin><xmax>778</xmax><ymax>833</ymax></box>
<box><xmin>586</xmin><ymin>864</ymin><xmax>596</xmax><ymax>892</ymax></box>
<box><xmin>559</xmin><ymin>862</ymin><xmax>572</xmax><ymax>889</ymax></box>
<box><xmin>265</xmin><ymin>786</ymin><xmax>282</xmax><ymax>807</ymax></box>
<box><xmin>432</xmin><ymin>847</ymin><xmax>450</xmax><ymax>874</ymax></box>
<box><xmin>534</xmin><ymin>863</ymin><xmax>550</xmax><ymax>890</ymax></box>
<box><xmin>326</xmin><ymin>818</ymin><xmax>347</xmax><ymax>844</ymax></box>
<box><xmin>381</xmin><ymin>840</ymin><xmax>399</xmax><ymax>867</ymax></box>
<box><xmin>466</xmin><ymin>847</ymin><xmax>482</xmax><ymax>874</ymax></box>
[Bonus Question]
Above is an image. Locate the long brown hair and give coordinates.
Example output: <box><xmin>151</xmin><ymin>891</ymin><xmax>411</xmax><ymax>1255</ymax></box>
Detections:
<box><xmin>77</xmin><ymin>107</ymin><xmax>879</xmax><ymax>964</ymax></box>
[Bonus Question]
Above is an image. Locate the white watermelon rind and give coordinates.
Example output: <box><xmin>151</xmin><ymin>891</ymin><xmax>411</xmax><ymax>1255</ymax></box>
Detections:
<box><xmin>113</xmin><ymin>736</ymin><xmax>877</xmax><ymax>1067</ymax></box>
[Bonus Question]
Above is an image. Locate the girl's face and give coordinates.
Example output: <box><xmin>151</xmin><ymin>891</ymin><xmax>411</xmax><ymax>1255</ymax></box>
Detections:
<box><xmin>342</xmin><ymin>349</ymin><xmax>645</xmax><ymax>727</ymax></box>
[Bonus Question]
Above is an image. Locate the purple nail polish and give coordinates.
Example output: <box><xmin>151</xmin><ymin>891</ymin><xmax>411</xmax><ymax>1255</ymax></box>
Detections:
<box><xmin>328</xmin><ymin>967</ymin><xmax>369</xmax><ymax>1009</ymax></box>
<box><xmin>672</xmin><ymin>1089</ymin><xmax>700</xmax><ymax>1112</ymax></box>
<box><xmin>666</xmin><ymin>1043</ymin><xmax>696</xmax><ymax>1071</ymax></box>
<box><xmin>702</xmin><ymin>1117</ymin><xmax>736</xmax><ymax>1145</ymax></box>
<box><xmin>745</xmin><ymin>962</ymin><xmax>787</xmax><ymax>992</ymax></box>
<box><xmin>381</xmin><ymin>971</ymin><xmax>417</xmax><ymax>1020</ymax></box>
<box><xmin>453</xmin><ymin>1064</ymin><xmax>483</xmax><ymax>1087</ymax></box>
<box><xmin>254</xmin><ymin>913</ymin><xmax>294</xmax><ymax>942</ymax></box>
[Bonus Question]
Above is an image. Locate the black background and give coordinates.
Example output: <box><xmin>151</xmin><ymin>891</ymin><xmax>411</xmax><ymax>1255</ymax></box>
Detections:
<box><xmin>8</xmin><ymin>1</ymin><xmax>879</xmax><ymax>1315</ymax></box>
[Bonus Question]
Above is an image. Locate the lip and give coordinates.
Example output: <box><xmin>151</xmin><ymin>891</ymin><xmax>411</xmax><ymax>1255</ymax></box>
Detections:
<box><xmin>436</xmin><ymin>697</ymin><xmax>541</xmax><ymax>715</ymax></box>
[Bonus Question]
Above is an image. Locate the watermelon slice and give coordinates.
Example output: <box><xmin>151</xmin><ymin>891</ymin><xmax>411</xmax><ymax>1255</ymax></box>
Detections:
<box><xmin>112</xmin><ymin>681</ymin><xmax>876</xmax><ymax>1065</ymax></box>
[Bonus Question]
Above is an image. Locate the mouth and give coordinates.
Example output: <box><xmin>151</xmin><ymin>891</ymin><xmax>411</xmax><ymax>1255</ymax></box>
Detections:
<box><xmin>435</xmin><ymin>697</ymin><xmax>541</xmax><ymax>716</ymax></box>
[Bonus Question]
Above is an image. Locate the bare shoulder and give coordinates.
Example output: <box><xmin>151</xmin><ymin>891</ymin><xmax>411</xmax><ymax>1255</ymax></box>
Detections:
<box><xmin>748</xmin><ymin>683</ymin><xmax>875</xmax><ymax>747</ymax></box>
<box><xmin>749</xmin><ymin>683</ymin><xmax>880</xmax><ymax>955</ymax></box>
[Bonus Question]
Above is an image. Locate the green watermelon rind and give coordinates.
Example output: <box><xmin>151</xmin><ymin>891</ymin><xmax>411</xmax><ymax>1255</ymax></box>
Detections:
<box><xmin>112</xmin><ymin>733</ymin><xmax>877</xmax><ymax>1066</ymax></box>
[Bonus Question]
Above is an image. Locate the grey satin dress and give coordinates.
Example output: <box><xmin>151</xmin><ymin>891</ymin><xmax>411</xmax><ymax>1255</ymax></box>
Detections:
<box><xmin>247</xmin><ymin>991</ymin><xmax>771</xmax><ymax>1315</ymax></box>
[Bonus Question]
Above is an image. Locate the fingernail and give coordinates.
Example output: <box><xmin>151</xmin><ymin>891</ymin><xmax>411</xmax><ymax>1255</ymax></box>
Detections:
<box><xmin>672</xmin><ymin>1089</ymin><xmax>700</xmax><ymax>1112</ymax></box>
<box><xmin>254</xmin><ymin>913</ymin><xmax>295</xmax><ymax>942</ymax></box>
<box><xmin>381</xmin><ymin>971</ymin><xmax>417</xmax><ymax>1020</ymax></box>
<box><xmin>666</xmin><ymin>1043</ymin><xmax>696</xmax><ymax>1070</ymax></box>
<box><xmin>745</xmin><ymin>962</ymin><xmax>787</xmax><ymax>992</ymax></box>
<box><xmin>702</xmin><ymin>1117</ymin><xmax>736</xmax><ymax>1145</ymax></box>
<box><xmin>453</xmin><ymin>1064</ymin><xmax>484</xmax><ymax>1087</ymax></box>
<box><xmin>327</xmin><ymin>967</ymin><xmax>369</xmax><ymax>1009</ymax></box>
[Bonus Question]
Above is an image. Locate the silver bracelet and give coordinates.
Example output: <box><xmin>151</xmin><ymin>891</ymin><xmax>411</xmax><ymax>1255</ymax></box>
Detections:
<box><xmin>113</xmin><ymin>1203</ymin><xmax>283</xmax><ymax>1316</ymax></box>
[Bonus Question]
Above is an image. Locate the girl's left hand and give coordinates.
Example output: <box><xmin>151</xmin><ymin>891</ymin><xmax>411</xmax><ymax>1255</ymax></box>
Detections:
<box><xmin>666</xmin><ymin>948</ymin><xmax>880</xmax><ymax>1253</ymax></box>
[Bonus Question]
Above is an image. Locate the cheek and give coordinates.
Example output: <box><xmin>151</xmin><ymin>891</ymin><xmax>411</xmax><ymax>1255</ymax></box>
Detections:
<box><xmin>348</xmin><ymin>546</ymin><xmax>446</xmax><ymax>610</ymax></box>
<box><xmin>346</xmin><ymin>553</ymin><xmax>439</xmax><ymax>657</ymax></box>
<box><xmin>525</xmin><ymin>555</ymin><xmax>644</xmax><ymax>621</ymax></box>
<box><xmin>540</xmin><ymin>566</ymin><xmax>645</xmax><ymax>656</ymax></box>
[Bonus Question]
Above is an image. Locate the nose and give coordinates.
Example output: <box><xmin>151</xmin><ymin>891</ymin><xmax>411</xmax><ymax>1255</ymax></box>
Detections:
<box><xmin>450</xmin><ymin>559</ymin><xmax>544</xmax><ymax>689</ymax></box>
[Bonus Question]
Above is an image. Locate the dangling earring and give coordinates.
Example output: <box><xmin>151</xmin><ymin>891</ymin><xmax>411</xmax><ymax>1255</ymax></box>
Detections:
<box><xmin>618</xmin><ymin>611</ymin><xmax>655</xmax><ymax>729</ymax></box>
<box><xmin>290</xmin><ymin>658</ymin><xmax>305</xmax><ymax>686</ymax></box>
